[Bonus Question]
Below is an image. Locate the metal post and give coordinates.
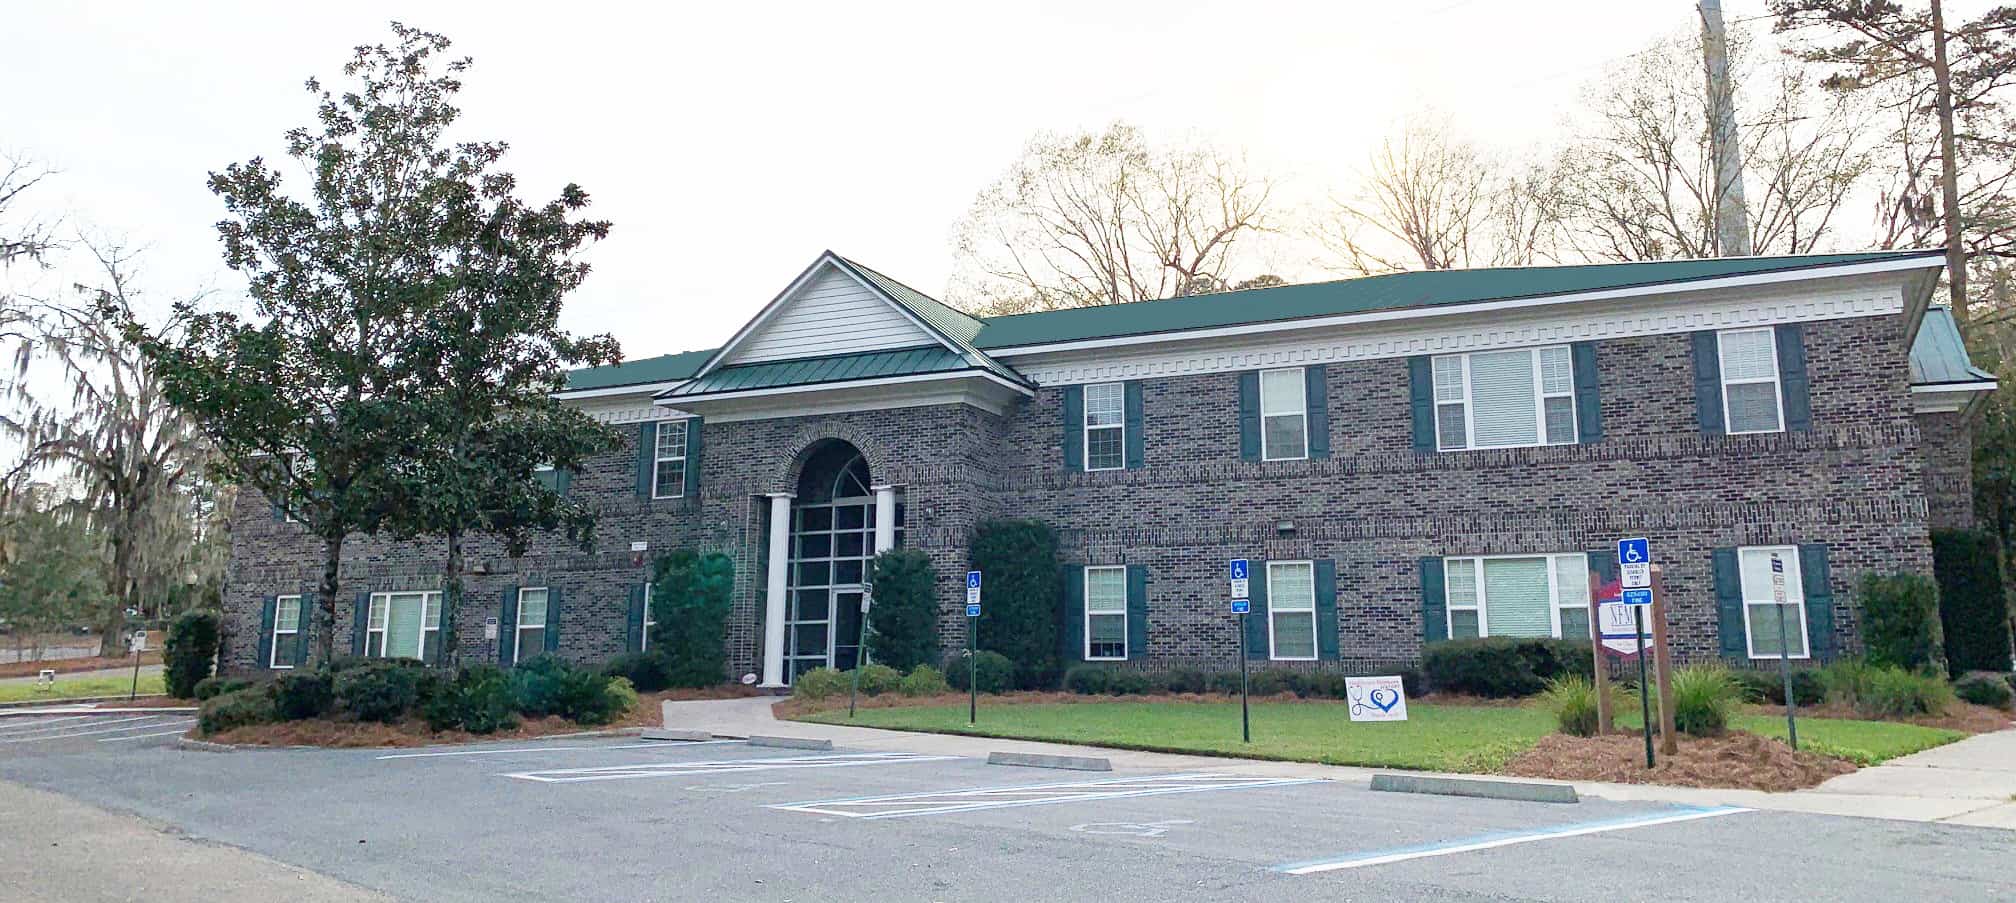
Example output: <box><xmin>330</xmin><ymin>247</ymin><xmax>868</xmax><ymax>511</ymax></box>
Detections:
<box><xmin>129</xmin><ymin>638</ymin><xmax>141</xmax><ymax>701</ymax></box>
<box><xmin>1776</xmin><ymin>601</ymin><xmax>1800</xmax><ymax>750</ymax></box>
<box><xmin>848</xmin><ymin>590</ymin><xmax>870</xmax><ymax>720</ymax></box>
<box><xmin>967</xmin><ymin>615</ymin><xmax>977</xmax><ymax>726</ymax></box>
<box><xmin>1635</xmin><ymin>606</ymin><xmax>1654</xmax><ymax>769</ymax></box>
<box><xmin>1238</xmin><ymin>614</ymin><xmax>1251</xmax><ymax>743</ymax></box>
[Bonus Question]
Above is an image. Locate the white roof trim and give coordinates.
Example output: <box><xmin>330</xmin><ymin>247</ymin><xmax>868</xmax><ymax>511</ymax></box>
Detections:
<box><xmin>654</xmin><ymin>369</ymin><xmax>1032</xmax><ymax>405</ymax></box>
<box><xmin>1911</xmin><ymin>380</ymin><xmax>1998</xmax><ymax>394</ymax></box>
<box><xmin>555</xmin><ymin>380</ymin><xmax>683</xmax><ymax>401</ymax></box>
<box><xmin>984</xmin><ymin>255</ymin><xmax>1947</xmax><ymax>357</ymax></box>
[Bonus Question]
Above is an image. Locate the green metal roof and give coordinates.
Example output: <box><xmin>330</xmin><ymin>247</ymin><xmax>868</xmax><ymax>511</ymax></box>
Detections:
<box><xmin>1910</xmin><ymin>307</ymin><xmax>1997</xmax><ymax>386</ymax></box>
<box><xmin>969</xmin><ymin>251</ymin><xmax>1942</xmax><ymax>349</ymax></box>
<box><xmin>839</xmin><ymin>256</ymin><xmax>985</xmax><ymax>346</ymax></box>
<box><xmin>565</xmin><ymin>348</ymin><xmax>714</xmax><ymax>392</ymax></box>
<box><xmin>665</xmin><ymin>346</ymin><xmax>975</xmax><ymax>397</ymax></box>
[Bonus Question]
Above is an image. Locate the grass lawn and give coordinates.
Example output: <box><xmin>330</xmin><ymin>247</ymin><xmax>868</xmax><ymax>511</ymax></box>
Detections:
<box><xmin>0</xmin><ymin>672</ymin><xmax>165</xmax><ymax>704</ymax></box>
<box><xmin>1729</xmin><ymin>714</ymin><xmax>1962</xmax><ymax>765</ymax></box>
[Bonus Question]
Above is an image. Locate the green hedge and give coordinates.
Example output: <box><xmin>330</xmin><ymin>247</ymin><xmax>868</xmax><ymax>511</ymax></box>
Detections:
<box><xmin>1858</xmin><ymin>572</ymin><xmax>1946</xmax><ymax>673</ymax></box>
<box><xmin>944</xmin><ymin>650</ymin><xmax>1015</xmax><ymax>694</ymax></box>
<box><xmin>866</xmin><ymin>549</ymin><xmax>938</xmax><ymax>672</ymax></box>
<box><xmin>651</xmin><ymin>550</ymin><xmax>736</xmax><ymax>687</ymax></box>
<box><xmin>164</xmin><ymin>610</ymin><xmax>222</xmax><ymax>699</ymax></box>
<box><xmin>969</xmin><ymin>519</ymin><xmax>1060</xmax><ymax>689</ymax></box>
<box><xmin>1931</xmin><ymin>530</ymin><xmax>2014</xmax><ymax>674</ymax></box>
<box><xmin>1422</xmin><ymin>637</ymin><xmax>1593</xmax><ymax>698</ymax></box>
<box><xmin>198</xmin><ymin>687</ymin><xmax>275</xmax><ymax>735</ymax></box>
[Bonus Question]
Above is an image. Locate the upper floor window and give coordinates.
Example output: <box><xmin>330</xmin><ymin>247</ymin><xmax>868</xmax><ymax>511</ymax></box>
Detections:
<box><xmin>653</xmin><ymin>420</ymin><xmax>689</xmax><ymax>499</ymax></box>
<box><xmin>1084</xmin><ymin>566</ymin><xmax>1127</xmax><ymax>660</ymax></box>
<box><xmin>1738</xmin><ymin>546</ymin><xmax>1807</xmax><ymax>659</ymax></box>
<box><xmin>1260</xmin><ymin>368</ymin><xmax>1308</xmax><ymax>461</ymax></box>
<box><xmin>270</xmin><ymin>594</ymin><xmax>301</xmax><ymax>669</ymax></box>
<box><xmin>1443</xmin><ymin>553</ymin><xmax>1590</xmax><ymax>640</ymax></box>
<box><xmin>1718</xmin><ymin>328</ymin><xmax>1783</xmax><ymax>434</ymax></box>
<box><xmin>1432</xmin><ymin>347</ymin><xmax>1576</xmax><ymax>451</ymax></box>
<box><xmin>1083</xmin><ymin>382</ymin><xmax>1125</xmax><ymax>472</ymax></box>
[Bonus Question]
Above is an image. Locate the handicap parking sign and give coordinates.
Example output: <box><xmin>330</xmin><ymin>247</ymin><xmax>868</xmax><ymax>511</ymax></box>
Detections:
<box><xmin>965</xmin><ymin>603</ymin><xmax>981</xmax><ymax>618</ymax></box>
<box><xmin>1230</xmin><ymin>599</ymin><xmax>1250</xmax><ymax>615</ymax></box>
<box><xmin>1618</xmin><ymin>537</ymin><xmax>1651</xmax><ymax>588</ymax></box>
<box><xmin>965</xmin><ymin>570</ymin><xmax>982</xmax><ymax>606</ymax></box>
<box><xmin>1229</xmin><ymin>559</ymin><xmax>1250</xmax><ymax>599</ymax></box>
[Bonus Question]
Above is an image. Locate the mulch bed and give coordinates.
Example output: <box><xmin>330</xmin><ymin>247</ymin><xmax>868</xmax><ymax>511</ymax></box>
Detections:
<box><xmin>1502</xmin><ymin>731</ymin><xmax>1857</xmax><ymax>792</ymax></box>
<box><xmin>201</xmin><ymin>688</ymin><xmax>717</xmax><ymax>748</ymax></box>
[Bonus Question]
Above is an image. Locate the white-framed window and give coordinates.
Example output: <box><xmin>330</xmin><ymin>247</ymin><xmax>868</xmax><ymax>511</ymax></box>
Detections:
<box><xmin>1431</xmin><ymin>347</ymin><xmax>1577</xmax><ymax>451</ymax></box>
<box><xmin>270</xmin><ymin>594</ymin><xmax>302</xmax><ymax>669</ymax></box>
<box><xmin>365</xmin><ymin>591</ymin><xmax>442</xmax><ymax>661</ymax></box>
<box><xmin>1259</xmin><ymin>368</ymin><xmax>1308</xmax><ymax>461</ymax></box>
<box><xmin>1084</xmin><ymin>566</ymin><xmax>1127</xmax><ymax>660</ymax></box>
<box><xmin>1267</xmin><ymin>561</ymin><xmax>1317</xmax><ymax>660</ymax></box>
<box><xmin>641</xmin><ymin>582</ymin><xmax>657</xmax><ymax>652</ymax></box>
<box><xmin>516</xmin><ymin>587</ymin><xmax>550</xmax><ymax>660</ymax></box>
<box><xmin>1738</xmin><ymin>546</ymin><xmax>1809</xmax><ymax>659</ymax></box>
<box><xmin>652</xmin><ymin>420</ymin><xmax>689</xmax><ymax>499</ymax></box>
<box><xmin>1083</xmin><ymin>382</ymin><xmax>1125</xmax><ymax>472</ymax></box>
<box><xmin>1443</xmin><ymin>553</ymin><xmax>1590</xmax><ymax>639</ymax></box>
<box><xmin>1718</xmin><ymin>328</ymin><xmax>1784</xmax><ymax>434</ymax></box>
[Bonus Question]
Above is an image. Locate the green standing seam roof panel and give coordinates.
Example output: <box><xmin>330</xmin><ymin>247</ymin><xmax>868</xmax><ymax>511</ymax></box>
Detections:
<box><xmin>840</xmin><ymin>257</ymin><xmax>986</xmax><ymax>346</ymax></box>
<box><xmin>667</xmin><ymin>346</ymin><xmax>972</xmax><ymax>395</ymax></box>
<box><xmin>1910</xmin><ymin>306</ymin><xmax>1998</xmax><ymax>385</ymax></box>
<box><xmin>566</xmin><ymin>347</ymin><xmax>715</xmax><ymax>391</ymax></box>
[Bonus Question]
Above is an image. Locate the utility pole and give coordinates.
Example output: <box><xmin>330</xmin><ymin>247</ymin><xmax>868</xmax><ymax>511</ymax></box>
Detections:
<box><xmin>1700</xmin><ymin>0</ymin><xmax>1751</xmax><ymax>257</ymax></box>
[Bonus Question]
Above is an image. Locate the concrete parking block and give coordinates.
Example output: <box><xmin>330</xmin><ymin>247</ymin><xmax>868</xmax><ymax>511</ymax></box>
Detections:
<box><xmin>747</xmin><ymin>735</ymin><xmax>834</xmax><ymax>750</ymax></box>
<box><xmin>1371</xmin><ymin>773</ymin><xmax>1579</xmax><ymax>804</ymax></box>
<box><xmin>987</xmin><ymin>751</ymin><xmax>1112</xmax><ymax>771</ymax></box>
<box><xmin>640</xmin><ymin>728</ymin><xmax>715</xmax><ymax>742</ymax></box>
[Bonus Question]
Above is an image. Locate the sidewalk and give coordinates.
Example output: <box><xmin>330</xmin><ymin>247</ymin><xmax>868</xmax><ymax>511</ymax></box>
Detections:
<box><xmin>663</xmin><ymin>697</ymin><xmax>2016</xmax><ymax>830</ymax></box>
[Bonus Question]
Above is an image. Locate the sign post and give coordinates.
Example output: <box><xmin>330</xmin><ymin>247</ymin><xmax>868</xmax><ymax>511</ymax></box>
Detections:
<box><xmin>1618</xmin><ymin>539</ymin><xmax>1655</xmax><ymax>769</ymax></box>
<box><xmin>1649</xmin><ymin>566</ymin><xmax>1677</xmax><ymax>757</ymax></box>
<box><xmin>1230</xmin><ymin>560</ymin><xmax>1251</xmax><ymax>743</ymax></box>
<box><xmin>1771</xmin><ymin>553</ymin><xmax>1800</xmax><ymax>750</ymax></box>
<box><xmin>848</xmin><ymin>588</ymin><xmax>872</xmax><ymax>720</ymax></box>
<box><xmin>127</xmin><ymin>627</ymin><xmax>146</xmax><ymax>701</ymax></box>
<box><xmin>965</xmin><ymin>570</ymin><xmax>982</xmax><ymax>726</ymax></box>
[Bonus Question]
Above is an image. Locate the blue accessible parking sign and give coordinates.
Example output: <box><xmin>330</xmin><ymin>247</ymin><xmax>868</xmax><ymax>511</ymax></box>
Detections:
<box><xmin>1231</xmin><ymin>599</ymin><xmax>1251</xmax><ymax>615</ymax></box>
<box><xmin>965</xmin><ymin>603</ymin><xmax>981</xmax><ymax>618</ymax></box>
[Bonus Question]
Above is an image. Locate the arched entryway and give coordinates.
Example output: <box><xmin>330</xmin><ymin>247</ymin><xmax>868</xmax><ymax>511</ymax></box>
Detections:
<box><xmin>782</xmin><ymin>440</ymin><xmax>904</xmax><ymax>681</ymax></box>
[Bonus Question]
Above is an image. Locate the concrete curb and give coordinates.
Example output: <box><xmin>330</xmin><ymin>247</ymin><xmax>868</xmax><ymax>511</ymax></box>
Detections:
<box><xmin>1370</xmin><ymin>773</ymin><xmax>1579</xmax><ymax>804</ymax></box>
<box><xmin>987</xmin><ymin>751</ymin><xmax>1113</xmax><ymax>771</ymax></box>
<box><xmin>0</xmin><ymin>695</ymin><xmax>174</xmax><ymax>710</ymax></box>
<box><xmin>175</xmin><ymin>737</ymin><xmax>235</xmax><ymax>753</ymax></box>
<box><xmin>748</xmin><ymin>735</ymin><xmax>834</xmax><ymax>751</ymax></box>
<box><xmin>0</xmin><ymin>706</ymin><xmax>196</xmax><ymax>717</ymax></box>
<box><xmin>641</xmin><ymin>728</ymin><xmax>715</xmax><ymax>742</ymax></box>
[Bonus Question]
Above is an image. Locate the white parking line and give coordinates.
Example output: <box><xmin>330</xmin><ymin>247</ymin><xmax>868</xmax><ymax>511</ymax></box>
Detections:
<box><xmin>378</xmin><ymin>739</ymin><xmax>741</xmax><ymax>760</ymax></box>
<box><xmin>1273</xmin><ymin>806</ymin><xmax>1753</xmax><ymax>874</ymax></box>
<box><xmin>770</xmin><ymin>773</ymin><xmax>1326</xmax><ymax>820</ymax></box>
<box><xmin>502</xmin><ymin>752</ymin><xmax>961</xmax><ymax>784</ymax></box>
<box><xmin>1</xmin><ymin>715</ymin><xmax>159</xmax><ymax>742</ymax></box>
<box><xmin>96</xmin><ymin>721</ymin><xmax>195</xmax><ymax>742</ymax></box>
<box><xmin>0</xmin><ymin>716</ymin><xmax>89</xmax><ymax>733</ymax></box>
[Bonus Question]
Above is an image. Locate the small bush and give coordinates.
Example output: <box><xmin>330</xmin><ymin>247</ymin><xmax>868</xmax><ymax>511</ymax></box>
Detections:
<box><xmin>334</xmin><ymin>659</ymin><xmax>425</xmax><ymax>723</ymax></box>
<box><xmin>1156</xmin><ymin>668</ymin><xmax>1213</xmax><ymax>695</ymax></box>
<box><xmin>1247</xmin><ymin>669</ymin><xmax>1294</xmax><ymax>696</ymax></box>
<box><xmin>602</xmin><ymin>652</ymin><xmax>676</xmax><ymax>694</ymax></box>
<box><xmin>1207</xmin><ymin>671</ymin><xmax>1244</xmax><ymax>695</ymax></box>
<box><xmin>1423</xmin><ymin>637</ymin><xmax>1593</xmax><ymax>698</ymax></box>
<box><xmin>1670</xmin><ymin>665</ymin><xmax>1742</xmax><ymax>737</ymax></box>
<box><xmin>1953</xmin><ymin>672</ymin><xmax>2014</xmax><ymax>709</ymax></box>
<box><xmin>1107</xmin><ymin>670</ymin><xmax>1152</xmax><ymax>696</ymax></box>
<box><xmin>1859</xmin><ymin>572</ymin><xmax>1946</xmax><ymax>674</ymax></box>
<box><xmin>792</xmin><ymin>667</ymin><xmax>848</xmax><ymax>700</ymax></box>
<box><xmin>164</xmin><ymin>610</ymin><xmax>222</xmax><ymax>699</ymax></box>
<box><xmin>510</xmin><ymin>655</ymin><xmax>629</xmax><ymax>725</ymax></box>
<box><xmin>944</xmin><ymin>651</ymin><xmax>1014</xmax><ymax>694</ymax></box>
<box><xmin>855</xmin><ymin>663</ymin><xmax>902</xmax><ymax>697</ymax></box>
<box><xmin>423</xmin><ymin>666</ymin><xmax>521</xmax><ymax>734</ymax></box>
<box><xmin>193</xmin><ymin>676</ymin><xmax>254</xmax><ymax>701</ymax></box>
<box><xmin>605</xmin><ymin>676</ymin><xmax>641</xmax><ymax>718</ymax></box>
<box><xmin>198</xmin><ymin>687</ymin><xmax>276</xmax><ymax>735</ymax></box>
<box><xmin>1064</xmin><ymin>666</ymin><xmax>1112</xmax><ymax>695</ymax></box>
<box><xmin>271</xmin><ymin>672</ymin><xmax>334</xmax><ymax>721</ymax></box>
<box><xmin>1858</xmin><ymin>666</ymin><xmax>1956</xmax><ymax>719</ymax></box>
<box><xmin>898</xmin><ymin>665</ymin><xmax>950</xmax><ymax>697</ymax></box>
<box><xmin>1730</xmin><ymin>668</ymin><xmax>1826</xmax><ymax>707</ymax></box>
<box><xmin>1538</xmin><ymin>675</ymin><xmax>1606</xmax><ymax>737</ymax></box>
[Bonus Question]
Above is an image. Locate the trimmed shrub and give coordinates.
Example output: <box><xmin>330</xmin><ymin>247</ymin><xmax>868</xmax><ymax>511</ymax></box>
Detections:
<box><xmin>1538</xmin><ymin>675</ymin><xmax>1605</xmax><ymax>737</ymax></box>
<box><xmin>602</xmin><ymin>652</ymin><xmax>676</xmax><ymax>694</ymax></box>
<box><xmin>1207</xmin><ymin>671</ymin><xmax>1244</xmax><ymax>695</ymax></box>
<box><xmin>1731</xmin><ymin>667</ymin><xmax>1826</xmax><ymax>707</ymax></box>
<box><xmin>1064</xmin><ymin>665</ymin><xmax>1112</xmax><ymax>695</ymax></box>
<box><xmin>1670</xmin><ymin>665</ymin><xmax>1742</xmax><ymax>737</ymax></box>
<box><xmin>969</xmin><ymin>519</ymin><xmax>1060</xmax><ymax>689</ymax></box>
<box><xmin>194</xmin><ymin>676</ymin><xmax>254</xmax><ymax>702</ymax></box>
<box><xmin>423</xmin><ymin>665</ymin><xmax>520</xmax><ymax>734</ymax></box>
<box><xmin>791</xmin><ymin>667</ymin><xmax>848</xmax><ymax>700</ymax></box>
<box><xmin>944</xmin><ymin>650</ymin><xmax>1014</xmax><ymax>694</ymax></box>
<box><xmin>650</xmin><ymin>550</ymin><xmax>737</xmax><ymax>687</ymax></box>
<box><xmin>334</xmin><ymin>659</ymin><xmax>425</xmax><ymax>723</ymax></box>
<box><xmin>1155</xmin><ymin>668</ymin><xmax>1213</xmax><ymax>695</ymax></box>
<box><xmin>855</xmin><ymin>663</ymin><xmax>902</xmax><ymax>697</ymax></box>
<box><xmin>897</xmin><ymin>665</ymin><xmax>950</xmax><ymax>697</ymax></box>
<box><xmin>1422</xmin><ymin>637</ymin><xmax>1594</xmax><ymax>698</ymax></box>
<box><xmin>1931</xmin><ymin>530</ymin><xmax>2015</xmax><ymax>674</ymax></box>
<box><xmin>605</xmin><ymin>676</ymin><xmax>641</xmax><ymax>719</ymax></box>
<box><xmin>1833</xmin><ymin>662</ymin><xmax>1955</xmax><ymax>718</ymax></box>
<box><xmin>1107</xmin><ymin>670</ymin><xmax>1152</xmax><ymax>696</ymax></box>
<box><xmin>198</xmin><ymin>687</ymin><xmax>275</xmax><ymax>735</ymax></box>
<box><xmin>1954</xmin><ymin>671</ymin><xmax>2014</xmax><ymax>709</ymax></box>
<box><xmin>164</xmin><ymin>610</ymin><xmax>222</xmax><ymax>699</ymax></box>
<box><xmin>1858</xmin><ymin>572</ymin><xmax>1946</xmax><ymax>674</ymax></box>
<box><xmin>866</xmin><ymin>549</ymin><xmax>938</xmax><ymax>673</ymax></box>
<box><xmin>509</xmin><ymin>655</ymin><xmax>628</xmax><ymax>724</ymax></box>
<box><xmin>271</xmin><ymin>672</ymin><xmax>334</xmax><ymax>721</ymax></box>
<box><xmin>1247</xmin><ymin>669</ymin><xmax>1294</xmax><ymax>696</ymax></box>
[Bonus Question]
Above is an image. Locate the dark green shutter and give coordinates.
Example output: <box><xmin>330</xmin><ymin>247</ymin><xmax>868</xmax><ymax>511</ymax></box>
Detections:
<box><xmin>1305</xmin><ymin>365</ymin><xmax>1330</xmax><ymax>460</ymax></box>
<box><xmin>270</xmin><ymin>494</ymin><xmax>285</xmax><ymax>522</ymax></box>
<box><xmin>1315</xmin><ymin>559</ymin><xmax>1338</xmax><ymax>660</ymax></box>
<box><xmin>351</xmin><ymin>592</ymin><xmax>369</xmax><ymax>656</ymax></box>
<box><xmin>635</xmin><ymin>422</ymin><xmax>656</xmax><ymax>500</ymax></box>
<box><xmin>1712</xmin><ymin>548</ymin><xmax>1746</xmax><ymax>660</ymax></box>
<box><xmin>1245</xmin><ymin>561</ymin><xmax>1269</xmax><ymax>659</ymax></box>
<box><xmin>1419</xmin><ymin>558</ymin><xmax>1447</xmax><ymax>644</ymax></box>
<box><xmin>1062</xmin><ymin>387</ymin><xmax>1084</xmax><ymax>471</ymax></box>
<box><xmin>544</xmin><ymin>586</ymin><xmax>562</xmax><ymax>654</ymax></box>
<box><xmin>1799</xmin><ymin>544</ymin><xmax>1834</xmax><ymax>660</ymax></box>
<box><xmin>1125</xmin><ymin>564</ymin><xmax>1148</xmax><ymax>661</ymax></box>
<box><xmin>1123</xmin><ymin>382</ymin><xmax>1145</xmax><ymax>470</ymax></box>
<box><xmin>257</xmin><ymin>595</ymin><xmax>277</xmax><ymax>668</ymax></box>
<box><xmin>553</xmin><ymin>467</ymin><xmax>571</xmax><ymax>496</ymax></box>
<box><xmin>1776</xmin><ymin>325</ymin><xmax>1812</xmax><ymax>432</ymax></box>
<box><xmin>1238</xmin><ymin>372</ymin><xmax>1261</xmax><ymax>461</ymax></box>
<box><xmin>1408</xmin><ymin>357</ymin><xmax>1436</xmax><ymax>453</ymax></box>
<box><xmin>296</xmin><ymin>592</ymin><xmax>315</xmax><ymax>666</ymax></box>
<box><xmin>626</xmin><ymin>584</ymin><xmax>647</xmax><ymax>653</ymax></box>
<box><xmin>1061</xmin><ymin>566</ymin><xmax>1085</xmax><ymax>662</ymax></box>
<box><xmin>1693</xmin><ymin>331</ymin><xmax>1724</xmax><ymax>437</ymax></box>
<box><xmin>1572</xmin><ymin>342</ymin><xmax>1602</xmax><ymax>443</ymax></box>
<box><xmin>1588</xmin><ymin>549</ymin><xmax>1618</xmax><ymax>591</ymax></box>
<box><xmin>498</xmin><ymin>586</ymin><xmax>519</xmax><ymax>667</ymax></box>
<box><xmin>685</xmin><ymin>417</ymin><xmax>704</xmax><ymax>494</ymax></box>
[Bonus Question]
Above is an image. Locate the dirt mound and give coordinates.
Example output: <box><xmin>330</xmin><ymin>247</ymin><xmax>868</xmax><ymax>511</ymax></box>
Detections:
<box><xmin>1502</xmin><ymin>731</ymin><xmax>1856</xmax><ymax>792</ymax></box>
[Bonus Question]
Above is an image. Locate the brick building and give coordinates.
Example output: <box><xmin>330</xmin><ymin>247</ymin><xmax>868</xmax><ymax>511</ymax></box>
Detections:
<box><xmin>223</xmin><ymin>249</ymin><xmax>1996</xmax><ymax>685</ymax></box>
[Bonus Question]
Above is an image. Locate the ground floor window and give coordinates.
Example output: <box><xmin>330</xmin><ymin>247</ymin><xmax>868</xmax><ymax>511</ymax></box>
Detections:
<box><xmin>1739</xmin><ymin>546</ymin><xmax>1808</xmax><ymax>659</ymax></box>
<box><xmin>1268</xmin><ymin>561</ymin><xmax>1317</xmax><ymax>660</ymax></box>
<box><xmin>366</xmin><ymin>591</ymin><xmax>441</xmax><ymax>661</ymax></box>
<box><xmin>270</xmin><ymin>594</ymin><xmax>301</xmax><ymax>669</ymax></box>
<box><xmin>1443</xmin><ymin>553</ymin><xmax>1589</xmax><ymax>639</ymax></box>
<box><xmin>517</xmin><ymin>587</ymin><xmax>549</xmax><ymax>660</ymax></box>
<box><xmin>1084</xmin><ymin>566</ymin><xmax>1127</xmax><ymax>660</ymax></box>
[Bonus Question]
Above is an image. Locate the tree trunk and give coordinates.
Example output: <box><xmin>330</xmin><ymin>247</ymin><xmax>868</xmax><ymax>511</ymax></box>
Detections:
<box><xmin>1932</xmin><ymin>0</ymin><xmax>1970</xmax><ymax>324</ymax></box>
<box><xmin>316</xmin><ymin>533</ymin><xmax>345</xmax><ymax>665</ymax></box>
<box><xmin>440</xmin><ymin>529</ymin><xmax>463</xmax><ymax>666</ymax></box>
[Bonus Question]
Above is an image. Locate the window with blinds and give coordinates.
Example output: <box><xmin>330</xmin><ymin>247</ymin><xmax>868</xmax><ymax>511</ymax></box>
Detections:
<box><xmin>1431</xmin><ymin>347</ymin><xmax>1577</xmax><ymax>450</ymax></box>
<box><xmin>1443</xmin><ymin>553</ymin><xmax>1590</xmax><ymax>639</ymax></box>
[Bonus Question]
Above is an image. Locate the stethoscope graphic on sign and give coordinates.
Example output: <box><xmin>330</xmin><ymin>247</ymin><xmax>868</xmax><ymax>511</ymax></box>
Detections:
<box><xmin>1348</xmin><ymin>686</ymin><xmax>1403</xmax><ymax>716</ymax></box>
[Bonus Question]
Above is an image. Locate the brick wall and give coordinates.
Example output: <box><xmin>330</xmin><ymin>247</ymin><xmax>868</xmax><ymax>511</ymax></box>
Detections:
<box><xmin>1917</xmin><ymin>410</ymin><xmax>1977</xmax><ymax>531</ymax></box>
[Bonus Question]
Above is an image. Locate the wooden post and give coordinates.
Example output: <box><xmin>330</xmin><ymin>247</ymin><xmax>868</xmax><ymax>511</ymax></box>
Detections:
<box><xmin>1588</xmin><ymin>570</ymin><xmax>1612</xmax><ymax>734</ymax></box>
<box><xmin>1650</xmin><ymin>565</ymin><xmax>1678</xmax><ymax>756</ymax></box>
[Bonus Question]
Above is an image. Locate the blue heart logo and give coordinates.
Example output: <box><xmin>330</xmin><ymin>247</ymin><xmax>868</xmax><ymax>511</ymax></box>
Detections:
<box><xmin>1370</xmin><ymin>688</ymin><xmax>1400</xmax><ymax>712</ymax></box>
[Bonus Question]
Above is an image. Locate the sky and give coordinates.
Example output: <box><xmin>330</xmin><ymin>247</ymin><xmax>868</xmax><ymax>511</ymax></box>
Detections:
<box><xmin>3</xmin><ymin>0</ymin><xmax>1799</xmax><ymax>363</ymax></box>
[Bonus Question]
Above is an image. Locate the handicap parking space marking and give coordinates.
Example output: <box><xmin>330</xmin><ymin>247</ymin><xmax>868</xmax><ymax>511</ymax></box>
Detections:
<box><xmin>1273</xmin><ymin>805</ymin><xmax>1752</xmax><ymax>875</ymax></box>
<box><xmin>0</xmin><ymin>715</ymin><xmax>171</xmax><ymax>743</ymax></box>
<box><xmin>500</xmin><ymin>751</ymin><xmax>962</xmax><ymax>784</ymax></box>
<box><xmin>0</xmin><ymin>715</ymin><xmax>92</xmax><ymax>734</ymax></box>
<box><xmin>376</xmin><ymin>739</ymin><xmax>743</xmax><ymax>760</ymax></box>
<box><xmin>96</xmin><ymin>721</ymin><xmax>195</xmax><ymax>742</ymax></box>
<box><xmin>1070</xmin><ymin>819</ymin><xmax>1193</xmax><ymax>838</ymax></box>
<box><xmin>769</xmin><ymin>772</ymin><xmax>1325</xmax><ymax>820</ymax></box>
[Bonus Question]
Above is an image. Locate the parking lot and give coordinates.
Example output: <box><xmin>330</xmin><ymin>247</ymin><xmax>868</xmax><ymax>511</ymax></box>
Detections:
<box><xmin>3</xmin><ymin>726</ymin><xmax>2014</xmax><ymax>901</ymax></box>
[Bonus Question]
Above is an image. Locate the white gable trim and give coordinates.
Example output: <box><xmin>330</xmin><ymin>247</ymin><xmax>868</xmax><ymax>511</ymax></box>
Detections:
<box><xmin>694</xmin><ymin>252</ymin><xmax>963</xmax><ymax>377</ymax></box>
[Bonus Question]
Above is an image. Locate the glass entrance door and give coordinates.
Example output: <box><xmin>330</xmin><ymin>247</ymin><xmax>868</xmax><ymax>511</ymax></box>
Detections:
<box><xmin>783</xmin><ymin>445</ymin><xmax>901</xmax><ymax>683</ymax></box>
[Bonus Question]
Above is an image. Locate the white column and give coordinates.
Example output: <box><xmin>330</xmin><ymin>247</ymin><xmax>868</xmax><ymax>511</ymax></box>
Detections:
<box><xmin>872</xmin><ymin>484</ymin><xmax>897</xmax><ymax>554</ymax></box>
<box><xmin>761</xmin><ymin>492</ymin><xmax>794</xmax><ymax>688</ymax></box>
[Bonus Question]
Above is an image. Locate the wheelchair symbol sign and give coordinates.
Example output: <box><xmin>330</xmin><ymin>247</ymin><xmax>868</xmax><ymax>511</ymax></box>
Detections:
<box><xmin>1618</xmin><ymin>537</ymin><xmax>1651</xmax><ymax>589</ymax></box>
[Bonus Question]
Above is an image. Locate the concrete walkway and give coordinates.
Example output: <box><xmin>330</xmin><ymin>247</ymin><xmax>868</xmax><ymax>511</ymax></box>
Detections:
<box><xmin>663</xmin><ymin>697</ymin><xmax>2016</xmax><ymax>830</ymax></box>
